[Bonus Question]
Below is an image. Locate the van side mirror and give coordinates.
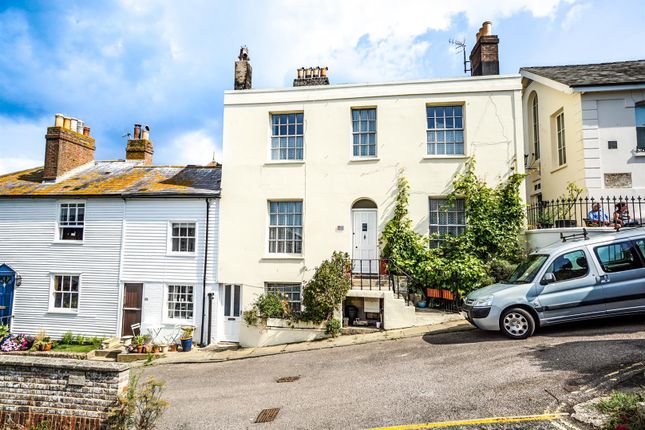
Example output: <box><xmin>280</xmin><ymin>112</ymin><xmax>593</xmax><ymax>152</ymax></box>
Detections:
<box><xmin>540</xmin><ymin>273</ymin><xmax>556</xmax><ymax>285</ymax></box>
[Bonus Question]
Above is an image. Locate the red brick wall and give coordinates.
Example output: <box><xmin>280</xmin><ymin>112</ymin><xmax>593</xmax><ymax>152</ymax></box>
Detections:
<box><xmin>0</xmin><ymin>410</ymin><xmax>101</xmax><ymax>430</ymax></box>
<box><xmin>43</xmin><ymin>127</ymin><xmax>96</xmax><ymax>181</ymax></box>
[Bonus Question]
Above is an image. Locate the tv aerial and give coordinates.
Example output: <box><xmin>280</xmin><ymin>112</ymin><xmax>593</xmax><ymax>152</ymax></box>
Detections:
<box><xmin>449</xmin><ymin>39</ymin><xmax>471</xmax><ymax>74</ymax></box>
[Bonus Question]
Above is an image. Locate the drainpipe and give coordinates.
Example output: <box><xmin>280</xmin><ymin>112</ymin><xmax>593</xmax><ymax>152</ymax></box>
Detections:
<box><xmin>207</xmin><ymin>292</ymin><xmax>215</xmax><ymax>346</ymax></box>
<box><xmin>200</xmin><ymin>198</ymin><xmax>211</xmax><ymax>346</ymax></box>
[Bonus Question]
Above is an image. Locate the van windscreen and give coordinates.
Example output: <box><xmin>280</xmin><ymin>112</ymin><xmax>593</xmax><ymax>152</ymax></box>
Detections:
<box><xmin>504</xmin><ymin>254</ymin><xmax>549</xmax><ymax>284</ymax></box>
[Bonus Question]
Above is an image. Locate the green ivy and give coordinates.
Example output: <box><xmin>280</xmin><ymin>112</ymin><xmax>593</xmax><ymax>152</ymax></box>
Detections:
<box><xmin>301</xmin><ymin>251</ymin><xmax>351</xmax><ymax>322</ymax></box>
<box><xmin>380</xmin><ymin>160</ymin><xmax>526</xmax><ymax>297</ymax></box>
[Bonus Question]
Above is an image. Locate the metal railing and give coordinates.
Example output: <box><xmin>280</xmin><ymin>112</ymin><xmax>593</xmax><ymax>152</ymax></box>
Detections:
<box><xmin>527</xmin><ymin>195</ymin><xmax>643</xmax><ymax>230</ymax></box>
<box><xmin>349</xmin><ymin>259</ymin><xmax>463</xmax><ymax>311</ymax></box>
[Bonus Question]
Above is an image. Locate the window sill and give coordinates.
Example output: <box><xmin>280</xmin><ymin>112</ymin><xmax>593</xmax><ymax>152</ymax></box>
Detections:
<box><xmin>166</xmin><ymin>252</ymin><xmax>197</xmax><ymax>258</ymax></box>
<box><xmin>264</xmin><ymin>160</ymin><xmax>305</xmax><ymax>166</ymax></box>
<box><xmin>550</xmin><ymin>164</ymin><xmax>568</xmax><ymax>173</ymax></box>
<box><xmin>52</xmin><ymin>240</ymin><xmax>84</xmax><ymax>245</ymax></box>
<box><xmin>261</xmin><ymin>255</ymin><xmax>305</xmax><ymax>261</ymax></box>
<box><xmin>349</xmin><ymin>157</ymin><xmax>379</xmax><ymax>163</ymax></box>
<box><xmin>634</xmin><ymin>152</ymin><xmax>645</xmax><ymax>157</ymax></box>
<box><xmin>47</xmin><ymin>310</ymin><xmax>79</xmax><ymax>315</ymax></box>
<box><xmin>422</xmin><ymin>155</ymin><xmax>468</xmax><ymax>160</ymax></box>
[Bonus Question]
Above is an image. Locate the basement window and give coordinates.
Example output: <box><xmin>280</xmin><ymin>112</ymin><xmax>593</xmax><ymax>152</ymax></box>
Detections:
<box><xmin>59</xmin><ymin>202</ymin><xmax>85</xmax><ymax>241</ymax></box>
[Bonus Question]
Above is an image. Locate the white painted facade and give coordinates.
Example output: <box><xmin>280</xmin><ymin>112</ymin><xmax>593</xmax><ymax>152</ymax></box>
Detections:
<box><xmin>0</xmin><ymin>196</ymin><xmax>220</xmax><ymax>343</ymax></box>
<box><xmin>220</xmin><ymin>75</ymin><xmax>526</xmax><ymax>319</ymax></box>
<box><xmin>521</xmin><ymin>74</ymin><xmax>645</xmax><ymax>201</ymax></box>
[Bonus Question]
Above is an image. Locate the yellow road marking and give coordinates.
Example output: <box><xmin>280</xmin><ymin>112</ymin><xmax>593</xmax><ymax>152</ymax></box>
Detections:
<box><xmin>371</xmin><ymin>413</ymin><xmax>567</xmax><ymax>429</ymax></box>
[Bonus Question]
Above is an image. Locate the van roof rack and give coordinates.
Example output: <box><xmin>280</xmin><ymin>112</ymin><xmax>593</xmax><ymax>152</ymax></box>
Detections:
<box><xmin>560</xmin><ymin>228</ymin><xmax>588</xmax><ymax>243</ymax></box>
<box><xmin>615</xmin><ymin>223</ymin><xmax>644</xmax><ymax>232</ymax></box>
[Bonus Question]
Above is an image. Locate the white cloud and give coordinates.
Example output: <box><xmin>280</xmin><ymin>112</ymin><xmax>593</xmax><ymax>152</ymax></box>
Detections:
<box><xmin>562</xmin><ymin>3</ymin><xmax>591</xmax><ymax>30</ymax></box>
<box><xmin>160</xmin><ymin>129</ymin><xmax>221</xmax><ymax>166</ymax></box>
<box><xmin>0</xmin><ymin>115</ymin><xmax>48</xmax><ymax>174</ymax></box>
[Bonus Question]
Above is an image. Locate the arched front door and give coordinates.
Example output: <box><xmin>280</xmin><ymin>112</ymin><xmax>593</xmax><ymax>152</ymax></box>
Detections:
<box><xmin>351</xmin><ymin>199</ymin><xmax>378</xmax><ymax>275</ymax></box>
<box><xmin>0</xmin><ymin>264</ymin><xmax>16</xmax><ymax>328</ymax></box>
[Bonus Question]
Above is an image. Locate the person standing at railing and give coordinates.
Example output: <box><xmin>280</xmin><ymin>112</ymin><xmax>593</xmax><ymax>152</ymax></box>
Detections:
<box><xmin>587</xmin><ymin>203</ymin><xmax>610</xmax><ymax>226</ymax></box>
<box><xmin>613</xmin><ymin>202</ymin><xmax>638</xmax><ymax>228</ymax></box>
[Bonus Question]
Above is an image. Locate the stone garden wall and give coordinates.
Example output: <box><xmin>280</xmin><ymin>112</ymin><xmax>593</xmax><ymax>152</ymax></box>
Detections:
<box><xmin>0</xmin><ymin>355</ymin><xmax>129</xmax><ymax>429</ymax></box>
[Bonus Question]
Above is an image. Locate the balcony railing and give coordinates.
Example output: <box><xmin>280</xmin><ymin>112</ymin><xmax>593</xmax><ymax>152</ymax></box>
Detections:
<box><xmin>527</xmin><ymin>195</ymin><xmax>643</xmax><ymax>230</ymax></box>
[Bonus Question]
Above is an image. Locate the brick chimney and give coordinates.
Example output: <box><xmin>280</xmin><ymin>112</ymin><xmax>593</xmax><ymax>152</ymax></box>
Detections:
<box><xmin>43</xmin><ymin>114</ymin><xmax>95</xmax><ymax>181</ymax></box>
<box><xmin>234</xmin><ymin>46</ymin><xmax>252</xmax><ymax>90</ymax></box>
<box><xmin>469</xmin><ymin>21</ymin><xmax>499</xmax><ymax>76</ymax></box>
<box><xmin>126</xmin><ymin>124</ymin><xmax>154</xmax><ymax>165</ymax></box>
<box><xmin>293</xmin><ymin>66</ymin><xmax>329</xmax><ymax>86</ymax></box>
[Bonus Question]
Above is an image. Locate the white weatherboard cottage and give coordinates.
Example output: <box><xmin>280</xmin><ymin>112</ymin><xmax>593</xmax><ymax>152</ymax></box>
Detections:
<box><xmin>0</xmin><ymin>119</ymin><xmax>222</xmax><ymax>345</ymax></box>
<box><xmin>220</xmin><ymin>24</ymin><xmax>526</xmax><ymax>343</ymax></box>
<box><xmin>521</xmin><ymin>60</ymin><xmax>645</xmax><ymax>202</ymax></box>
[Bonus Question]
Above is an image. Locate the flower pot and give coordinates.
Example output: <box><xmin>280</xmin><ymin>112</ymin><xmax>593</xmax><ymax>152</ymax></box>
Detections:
<box><xmin>136</xmin><ymin>345</ymin><xmax>143</xmax><ymax>353</ymax></box>
<box><xmin>43</xmin><ymin>343</ymin><xmax>52</xmax><ymax>351</ymax></box>
<box><xmin>379</xmin><ymin>260</ymin><xmax>389</xmax><ymax>275</ymax></box>
<box><xmin>441</xmin><ymin>289</ymin><xmax>455</xmax><ymax>301</ymax></box>
<box><xmin>153</xmin><ymin>346</ymin><xmax>161</xmax><ymax>354</ymax></box>
<box><xmin>426</xmin><ymin>288</ymin><xmax>441</xmax><ymax>299</ymax></box>
<box><xmin>180</xmin><ymin>338</ymin><xmax>193</xmax><ymax>352</ymax></box>
<box><xmin>161</xmin><ymin>345</ymin><xmax>169</xmax><ymax>353</ymax></box>
<box><xmin>416</xmin><ymin>300</ymin><xmax>427</xmax><ymax>308</ymax></box>
<box><xmin>168</xmin><ymin>344</ymin><xmax>177</xmax><ymax>352</ymax></box>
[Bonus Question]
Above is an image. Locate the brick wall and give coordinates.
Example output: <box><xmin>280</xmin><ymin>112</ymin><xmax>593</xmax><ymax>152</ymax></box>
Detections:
<box><xmin>44</xmin><ymin>127</ymin><xmax>96</xmax><ymax>181</ymax></box>
<box><xmin>0</xmin><ymin>355</ymin><xmax>129</xmax><ymax>430</ymax></box>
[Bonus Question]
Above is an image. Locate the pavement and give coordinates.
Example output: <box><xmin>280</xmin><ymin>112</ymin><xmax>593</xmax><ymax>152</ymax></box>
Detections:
<box><xmin>148</xmin><ymin>310</ymin><xmax>467</xmax><ymax>366</ymax></box>
<box><xmin>142</xmin><ymin>314</ymin><xmax>645</xmax><ymax>429</ymax></box>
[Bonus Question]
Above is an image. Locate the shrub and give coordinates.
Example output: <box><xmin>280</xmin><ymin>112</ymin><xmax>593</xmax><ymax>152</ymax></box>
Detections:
<box><xmin>242</xmin><ymin>309</ymin><xmax>259</xmax><ymax>326</ymax></box>
<box><xmin>106</xmin><ymin>372</ymin><xmax>169</xmax><ymax>430</ymax></box>
<box><xmin>596</xmin><ymin>390</ymin><xmax>645</xmax><ymax>430</ymax></box>
<box><xmin>61</xmin><ymin>331</ymin><xmax>74</xmax><ymax>345</ymax></box>
<box><xmin>301</xmin><ymin>252</ymin><xmax>351</xmax><ymax>322</ymax></box>
<box><xmin>0</xmin><ymin>325</ymin><xmax>9</xmax><ymax>339</ymax></box>
<box><xmin>325</xmin><ymin>318</ymin><xmax>342</xmax><ymax>337</ymax></box>
<box><xmin>255</xmin><ymin>292</ymin><xmax>290</xmax><ymax>319</ymax></box>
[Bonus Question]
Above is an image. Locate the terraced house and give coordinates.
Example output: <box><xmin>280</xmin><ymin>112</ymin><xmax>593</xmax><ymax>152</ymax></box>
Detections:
<box><xmin>0</xmin><ymin>118</ymin><xmax>222</xmax><ymax>345</ymax></box>
<box><xmin>219</xmin><ymin>24</ymin><xmax>526</xmax><ymax>342</ymax></box>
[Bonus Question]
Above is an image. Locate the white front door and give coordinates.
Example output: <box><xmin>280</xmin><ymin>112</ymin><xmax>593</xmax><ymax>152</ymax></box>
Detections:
<box><xmin>352</xmin><ymin>209</ymin><xmax>378</xmax><ymax>274</ymax></box>
<box><xmin>221</xmin><ymin>284</ymin><xmax>241</xmax><ymax>342</ymax></box>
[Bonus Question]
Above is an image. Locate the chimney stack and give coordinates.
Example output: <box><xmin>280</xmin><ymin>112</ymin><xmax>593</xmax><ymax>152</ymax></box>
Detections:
<box><xmin>43</xmin><ymin>114</ymin><xmax>95</xmax><ymax>181</ymax></box>
<box><xmin>293</xmin><ymin>66</ymin><xmax>329</xmax><ymax>87</ymax></box>
<box><xmin>234</xmin><ymin>46</ymin><xmax>252</xmax><ymax>90</ymax></box>
<box><xmin>469</xmin><ymin>21</ymin><xmax>499</xmax><ymax>76</ymax></box>
<box><xmin>126</xmin><ymin>124</ymin><xmax>154</xmax><ymax>165</ymax></box>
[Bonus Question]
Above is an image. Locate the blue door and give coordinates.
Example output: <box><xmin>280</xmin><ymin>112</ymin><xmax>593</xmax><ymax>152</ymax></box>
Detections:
<box><xmin>0</xmin><ymin>264</ymin><xmax>16</xmax><ymax>328</ymax></box>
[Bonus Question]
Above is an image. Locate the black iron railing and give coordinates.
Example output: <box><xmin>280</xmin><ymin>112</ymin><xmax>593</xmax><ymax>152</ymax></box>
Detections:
<box><xmin>527</xmin><ymin>195</ymin><xmax>643</xmax><ymax>230</ymax></box>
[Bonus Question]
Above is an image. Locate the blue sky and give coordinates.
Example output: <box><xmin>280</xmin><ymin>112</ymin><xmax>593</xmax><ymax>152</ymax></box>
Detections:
<box><xmin>1</xmin><ymin>0</ymin><xmax>644</xmax><ymax>173</ymax></box>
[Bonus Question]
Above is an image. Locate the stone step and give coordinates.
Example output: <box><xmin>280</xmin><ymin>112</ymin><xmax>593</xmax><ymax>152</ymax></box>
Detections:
<box><xmin>92</xmin><ymin>348</ymin><xmax>123</xmax><ymax>359</ymax></box>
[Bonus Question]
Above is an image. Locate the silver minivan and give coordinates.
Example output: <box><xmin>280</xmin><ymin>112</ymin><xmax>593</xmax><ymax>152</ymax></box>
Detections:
<box><xmin>462</xmin><ymin>228</ymin><xmax>645</xmax><ymax>339</ymax></box>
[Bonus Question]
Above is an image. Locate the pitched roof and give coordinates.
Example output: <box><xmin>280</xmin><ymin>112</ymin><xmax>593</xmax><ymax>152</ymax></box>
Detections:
<box><xmin>521</xmin><ymin>60</ymin><xmax>645</xmax><ymax>88</ymax></box>
<box><xmin>0</xmin><ymin>161</ymin><xmax>221</xmax><ymax>198</ymax></box>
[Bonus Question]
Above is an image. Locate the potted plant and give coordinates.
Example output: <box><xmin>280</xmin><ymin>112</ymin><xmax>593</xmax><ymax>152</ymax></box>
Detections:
<box><xmin>180</xmin><ymin>326</ymin><xmax>195</xmax><ymax>352</ymax></box>
<box><xmin>152</xmin><ymin>343</ymin><xmax>161</xmax><ymax>354</ymax></box>
<box><xmin>168</xmin><ymin>343</ymin><xmax>177</xmax><ymax>352</ymax></box>
<box><xmin>537</xmin><ymin>212</ymin><xmax>554</xmax><ymax>229</ymax></box>
<box><xmin>133</xmin><ymin>335</ymin><xmax>144</xmax><ymax>353</ymax></box>
<box><xmin>554</xmin><ymin>183</ymin><xmax>582</xmax><ymax>228</ymax></box>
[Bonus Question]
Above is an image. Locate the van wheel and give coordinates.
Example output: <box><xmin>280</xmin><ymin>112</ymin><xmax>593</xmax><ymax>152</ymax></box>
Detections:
<box><xmin>500</xmin><ymin>308</ymin><xmax>535</xmax><ymax>339</ymax></box>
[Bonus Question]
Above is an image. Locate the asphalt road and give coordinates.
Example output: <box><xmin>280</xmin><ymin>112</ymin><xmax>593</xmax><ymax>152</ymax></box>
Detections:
<box><xmin>144</xmin><ymin>316</ymin><xmax>645</xmax><ymax>430</ymax></box>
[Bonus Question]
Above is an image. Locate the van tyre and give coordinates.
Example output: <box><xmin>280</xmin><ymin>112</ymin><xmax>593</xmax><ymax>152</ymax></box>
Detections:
<box><xmin>500</xmin><ymin>308</ymin><xmax>535</xmax><ymax>339</ymax></box>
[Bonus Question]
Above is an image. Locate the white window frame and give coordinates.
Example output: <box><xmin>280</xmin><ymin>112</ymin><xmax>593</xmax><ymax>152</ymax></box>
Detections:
<box><xmin>48</xmin><ymin>273</ymin><xmax>81</xmax><ymax>314</ymax></box>
<box><xmin>267</xmin><ymin>200</ymin><xmax>303</xmax><ymax>256</ymax></box>
<box><xmin>265</xmin><ymin>282</ymin><xmax>303</xmax><ymax>312</ymax></box>
<box><xmin>269</xmin><ymin>112</ymin><xmax>305</xmax><ymax>162</ymax></box>
<box><xmin>426</xmin><ymin>104</ymin><xmax>466</xmax><ymax>156</ymax></box>
<box><xmin>167</xmin><ymin>221</ymin><xmax>198</xmax><ymax>256</ymax></box>
<box><xmin>56</xmin><ymin>201</ymin><xmax>86</xmax><ymax>243</ymax></box>
<box><xmin>429</xmin><ymin>197</ymin><xmax>466</xmax><ymax>248</ymax></box>
<box><xmin>530</xmin><ymin>92</ymin><xmax>540</xmax><ymax>160</ymax></box>
<box><xmin>163</xmin><ymin>284</ymin><xmax>195</xmax><ymax>324</ymax></box>
<box><xmin>555</xmin><ymin>110</ymin><xmax>566</xmax><ymax>166</ymax></box>
<box><xmin>351</xmin><ymin>107</ymin><xmax>377</xmax><ymax>159</ymax></box>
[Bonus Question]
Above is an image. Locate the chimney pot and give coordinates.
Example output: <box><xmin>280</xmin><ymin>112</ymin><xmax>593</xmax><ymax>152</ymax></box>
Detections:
<box><xmin>142</xmin><ymin>125</ymin><xmax>150</xmax><ymax>140</ymax></box>
<box><xmin>133</xmin><ymin>124</ymin><xmax>141</xmax><ymax>139</ymax></box>
<box><xmin>482</xmin><ymin>21</ymin><xmax>492</xmax><ymax>36</ymax></box>
<box><xmin>63</xmin><ymin>117</ymin><xmax>71</xmax><ymax>130</ymax></box>
<box><xmin>54</xmin><ymin>114</ymin><xmax>64</xmax><ymax>128</ymax></box>
<box><xmin>76</xmin><ymin>120</ymin><xmax>84</xmax><ymax>134</ymax></box>
<box><xmin>70</xmin><ymin>118</ymin><xmax>78</xmax><ymax>133</ymax></box>
<box><xmin>321</xmin><ymin>67</ymin><xmax>328</xmax><ymax>77</ymax></box>
<box><xmin>83</xmin><ymin>126</ymin><xmax>90</xmax><ymax>136</ymax></box>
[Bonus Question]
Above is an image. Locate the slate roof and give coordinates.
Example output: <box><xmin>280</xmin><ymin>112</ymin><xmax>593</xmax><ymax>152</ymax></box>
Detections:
<box><xmin>0</xmin><ymin>161</ymin><xmax>221</xmax><ymax>197</ymax></box>
<box><xmin>521</xmin><ymin>60</ymin><xmax>645</xmax><ymax>88</ymax></box>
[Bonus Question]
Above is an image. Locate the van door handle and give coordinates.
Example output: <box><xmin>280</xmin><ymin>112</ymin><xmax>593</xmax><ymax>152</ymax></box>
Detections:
<box><xmin>596</xmin><ymin>275</ymin><xmax>610</xmax><ymax>284</ymax></box>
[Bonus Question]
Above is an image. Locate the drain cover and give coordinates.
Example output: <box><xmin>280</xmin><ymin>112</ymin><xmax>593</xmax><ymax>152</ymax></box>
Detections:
<box><xmin>276</xmin><ymin>375</ymin><xmax>300</xmax><ymax>383</ymax></box>
<box><xmin>255</xmin><ymin>408</ymin><xmax>280</xmax><ymax>423</ymax></box>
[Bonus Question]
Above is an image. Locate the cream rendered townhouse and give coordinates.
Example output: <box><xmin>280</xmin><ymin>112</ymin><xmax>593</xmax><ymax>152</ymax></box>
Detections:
<box><xmin>219</xmin><ymin>25</ymin><xmax>526</xmax><ymax>342</ymax></box>
<box><xmin>521</xmin><ymin>60</ymin><xmax>645</xmax><ymax>227</ymax></box>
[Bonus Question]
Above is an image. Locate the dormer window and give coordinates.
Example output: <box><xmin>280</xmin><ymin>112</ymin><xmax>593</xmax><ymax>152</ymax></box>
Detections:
<box><xmin>59</xmin><ymin>202</ymin><xmax>85</xmax><ymax>241</ymax></box>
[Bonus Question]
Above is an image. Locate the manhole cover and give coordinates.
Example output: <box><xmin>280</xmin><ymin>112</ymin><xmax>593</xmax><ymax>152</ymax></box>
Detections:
<box><xmin>255</xmin><ymin>408</ymin><xmax>280</xmax><ymax>423</ymax></box>
<box><xmin>276</xmin><ymin>375</ymin><xmax>300</xmax><ymax>383</ymax></box>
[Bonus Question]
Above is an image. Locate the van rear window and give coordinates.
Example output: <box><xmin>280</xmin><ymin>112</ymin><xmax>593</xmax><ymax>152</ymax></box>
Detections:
<box><xmin>594</xmin><ymin>241</ymin><xmax>644</xmax><ymax>273</ymax></box>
